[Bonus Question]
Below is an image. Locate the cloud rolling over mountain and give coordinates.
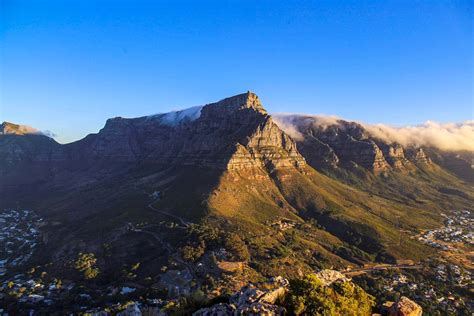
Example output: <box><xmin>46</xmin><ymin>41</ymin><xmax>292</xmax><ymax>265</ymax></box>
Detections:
<box><xmin>273</xmin><ymin>115</ymin><xmax>474</xmax><ymax>152</ymax></box>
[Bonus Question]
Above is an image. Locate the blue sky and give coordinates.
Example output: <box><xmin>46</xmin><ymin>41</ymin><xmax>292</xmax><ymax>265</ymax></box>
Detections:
<box><xmin>1</xmin><ymin>0</ymin><xmax>472</xmax><ymax>143</ymax></box>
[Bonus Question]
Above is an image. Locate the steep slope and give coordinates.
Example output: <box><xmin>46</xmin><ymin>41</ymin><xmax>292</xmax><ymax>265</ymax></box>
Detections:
<box><xmin>273</xmin><ymin>115</ymin><xmax>473</xmax><ymax>208</ymax></box>
<box><xmin>0</xmin><ymin>122</ymin><xmax>62</xmax><ymax>164</ymax></box>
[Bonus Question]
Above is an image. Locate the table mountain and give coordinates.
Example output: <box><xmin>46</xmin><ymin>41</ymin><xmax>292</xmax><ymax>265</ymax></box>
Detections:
<box><xmin>0</xmin><ymin>92</ymin><xmax>472</xmax><ymax>295</ymax></box>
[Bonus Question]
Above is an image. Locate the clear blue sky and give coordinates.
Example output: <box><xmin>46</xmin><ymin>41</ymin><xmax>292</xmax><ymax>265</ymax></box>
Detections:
<box><xmin>1</xmin><ymin>0</ymin><xmax>472</xmax><ymax>143</ymax></box>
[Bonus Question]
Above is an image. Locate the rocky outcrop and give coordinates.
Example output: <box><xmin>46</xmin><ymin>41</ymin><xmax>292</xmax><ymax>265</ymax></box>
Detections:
<box><xmin>272</xmin><ymin>115</ymin><xmax>434</xmax><ymax>173</ymax></box>
<box><xmin>229</xmin><ymin>276</ymin><xmax>288</xmax><ymax>306</ymax></box>
<box><xmin>232</xmin><ymin>117</ymin><xmax>305</xmax><ymax>171</ymax></box>
<box><xmin>193</xmin><ymin>276</ymin><xmax>289</xmax><ymax>316</ymax></box>
<box><xmin>387</xmin><ymin>296</ymin><xmax>422</xmax><ymax>316</ymax></box>
<box><xmin>235</xmin><ymin>302</ymin><xmax>285</xmax><ymax>315</ymax></box>
<box><xmin>378</xmin><ymin>144</ymin><xmax>411</xmax><ymax>169</ymax></box>
<box><xmin>296</xmin><ymin>132</ymin><xmax>339</xmax><ymax>169</ymax></box>
<box><xmin>314</xmin><ymin>269</ymin><xmax>350</xmax><ymax>286</ymax></box>
<box><xmin>193</xmin><ymin>303</ymin><xmax>236</xmax><ymax>316</ymax></box>
<box><xmin>405</xmin><ymin>148</ymin><xmax>431</xmax><ymax>164</ymax></box>
<box><xmin>300</xmin><ymin>120</ymin><xmax>391</xmax><ymax>172</ymax></box>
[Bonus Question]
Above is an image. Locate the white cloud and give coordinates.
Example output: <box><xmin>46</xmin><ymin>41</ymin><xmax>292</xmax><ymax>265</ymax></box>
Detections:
<box><xmin>273</xmin><ymin>114</ymin><xmax>474</xmax><ymax>152</ymax></box>
<box><xmin>362</xmin><ymin>120</ymin><xmax>474</xmax><ymax>151</ymax></box>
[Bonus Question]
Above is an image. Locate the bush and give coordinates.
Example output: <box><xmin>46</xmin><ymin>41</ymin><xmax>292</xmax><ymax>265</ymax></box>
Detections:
<box><xmin>285</xmin><ymin>274</ymin><xmax>375</xmax><ymax>315</ymax></box>
<box><xmin>182</xmin><ymin>241</ymin><xmax>206</xmax><ymax>262</ymax></box>
<box><xmin>75</xmin><ymin>252</ymin><xmax>100</xmax><ymax>280</ymax></box>
<box><xmin>224</xmin><ymin>233</ymin><xmax>250</xmax><ymax>261</ymax></box>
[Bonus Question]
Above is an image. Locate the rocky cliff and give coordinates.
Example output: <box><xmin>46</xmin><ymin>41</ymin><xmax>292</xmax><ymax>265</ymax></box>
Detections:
<box><xmin>7</xmin><ymin>92</ymin><xmax>304</xmax><ymax>172</ymax></box>
<box><xmin>273</xmin><ymin>115</ymin><xmax>433</xmax><ymax>173</ymax></box>
<box><xmin>0</xmin><ymin>122</ymin><xmax>62</xmax><ymax>165</ymax></box>
<box><xmin>1</xmin><ymin>122</ymin><xmax>42</xmax><ymax>136</ymax></box>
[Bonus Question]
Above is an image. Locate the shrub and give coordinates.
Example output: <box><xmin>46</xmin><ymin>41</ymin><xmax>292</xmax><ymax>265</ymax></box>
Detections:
<box><xmin>224</xmin><ymin>233</ymin><xmax>250</xmax><ymax>261</ymax></box>
<box><xmin>285</xmin><ymin>274</ymin><xmax>375</xmax><ymax>315</ymax></box>
<box><xmin>75</xmin><ymin>252</ymin><xmax>100</xmax><ymax>280</ymax></box>
<box><xmin>182</xmin><ymin>241</ymin><xmax>206</xmax><ymax>262</ymax></box>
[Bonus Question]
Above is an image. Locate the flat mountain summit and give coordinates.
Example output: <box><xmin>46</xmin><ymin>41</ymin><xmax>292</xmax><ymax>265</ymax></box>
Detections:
<box><xmin>1</xmin><ymin>121</ymin><xmax>43</xmax><ymax>135</ymax></box>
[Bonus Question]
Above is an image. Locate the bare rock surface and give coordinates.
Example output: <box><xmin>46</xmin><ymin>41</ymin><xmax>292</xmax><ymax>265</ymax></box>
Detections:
<box><xmin>272</xmin><ymin>114</ymin><xmax>437</xmax><ymax>173</ymax></box>
<box><xmin>388</xmin><ymin>296</ymin><xmax>423</xmax><ymax>316</ymax></box>
<box><xmin>193</xmin><ymin>276</ymin><xmax>289</xmax><ymax>316</ymax></box>
<box><xmin>314</xmin><ymin>269</ymin><xmax>350</xmax><ymax>286</ymax></box>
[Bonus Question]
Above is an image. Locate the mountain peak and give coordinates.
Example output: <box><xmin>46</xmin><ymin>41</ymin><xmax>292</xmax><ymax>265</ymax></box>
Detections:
<box><xmin>1</xmin><ymin>121</ymin><xmax>43</xmax><ymax>136</ymax></box>
<box><xmin>211</xmin><ymin>91</ymin><xmax>266</xmax><ymax>114</ymax></box>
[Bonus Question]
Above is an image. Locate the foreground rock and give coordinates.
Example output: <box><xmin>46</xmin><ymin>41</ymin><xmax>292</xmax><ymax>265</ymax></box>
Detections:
<box><xmin>314</xmin><ymin>269</ymin><xmax>350</xmax><ymax>286</ymax></box>
<box><xmin>193</xmin><ymin>303</ymin><xmax>236</xmax><ymax>316</ymax></box>
<box><xmin>387</xmin><ymin>296</ymin><xmax>422</xmax><ymax>316</ymax></box>
<box><xmin>193</xmin><ymin>276</ymin><xmax>289</xmax><ymax>316</ymax></box>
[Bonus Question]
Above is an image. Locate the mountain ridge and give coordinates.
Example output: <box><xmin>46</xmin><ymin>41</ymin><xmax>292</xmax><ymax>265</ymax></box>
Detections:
<box><xmin>0</xmin><ymin>92</ymin><xmax>472</xmax><ymax>279</ymax></box>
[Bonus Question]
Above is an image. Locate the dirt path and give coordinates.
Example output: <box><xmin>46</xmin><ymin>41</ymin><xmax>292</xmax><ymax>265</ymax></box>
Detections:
<box><xmin>343</xmin><ymin>263</ymin><xmax>422</xmax><ymax>276</ymax></box>
<box><xmin>127</xmin><ymin>222</ymin><xmax>201</xmax><ymax>287</ymax></box>
<box><xmin>147</xmin><ymin>203</ymin><xmax>191</xmax><ymax>228</ymax></box>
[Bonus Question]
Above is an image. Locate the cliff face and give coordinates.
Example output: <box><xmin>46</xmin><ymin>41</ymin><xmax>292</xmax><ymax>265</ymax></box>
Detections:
<box><xmin>423</xmin><ymin>148</ymin><xmax>473</xmax><ymax>183</ymax></box>
<box><xmin>1</xmin><ymin>122</ymin><xmax>42</xmax><ymax>136</ymax></box>
<box><xmin>381</xmin><ymin>144</ymin><xmax>411</xmax><ymax>170</ymax></box>
<box><xmin>1</xmin><ymin>93</ymin><xmax>305</xmax><ymax>172</ymax></box>
<box><xmin>0</xmin><ymin>126</ymin><xmax>63</xmax><ymax>165</ymax></box>
<box><xmin>273</xmin><ymin>115</ymin><xmax>433</xmax><ymax>173</ymax></box>
<box><xmin>405</xmin><ymin>147</ymin><xmax>431</xmax><ymax>164</ymax></box>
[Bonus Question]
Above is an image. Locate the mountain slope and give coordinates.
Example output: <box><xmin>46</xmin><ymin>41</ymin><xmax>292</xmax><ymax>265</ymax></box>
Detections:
<box><xmin>0</xmin><ymin>93</ymin><xmax>472</xmax><ymax>294</ymax></box>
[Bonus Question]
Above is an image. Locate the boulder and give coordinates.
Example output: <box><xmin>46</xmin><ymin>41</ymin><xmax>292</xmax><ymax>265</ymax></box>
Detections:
<box><xmin>193</xmin><ymin>303</ymin><xmax>236</xmax><ymax>316</ymax></box>
<box><xmin>314</xmin><ymin>269</ymin><xmax>350</xmax><ymax>286</ymax></box>
<box><xmin>117</xmin><ymin>303</ymin><xmax>142</xmax><ymax>316</ymax></box>
<box><xmin>196</xmin><ymin>276</ymin><xmax>289</xmax><ymax>316</ymax></box>
<box><xmin>388</xmin><ymin>296</ymin><xmax>422</xmax><ymax>316</ymax></box>
<box><xmin>236</xmin><ymin>302</ymin><xmax>286</xmax><ymax>315</ymax></box>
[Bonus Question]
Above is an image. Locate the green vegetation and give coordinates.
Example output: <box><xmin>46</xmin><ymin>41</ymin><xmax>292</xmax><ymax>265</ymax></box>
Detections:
<box><xmin>182</xmin><ymin>241</ymin><xmax>206</xmax><ymax>262</ymax></box>
<box><xmin>285</xmin><ymin>274</ymin><xmax>375</xmax><ymax>316</ymax></box>
<box><xmin>224</xmin><ymin>233</ymin><xmax>250</xmax><ymax>261</ymax></box>
<box><xmin>75</xmin><ymin>253</ymin><xmax>99</xmax><ymax>280</ymax></box>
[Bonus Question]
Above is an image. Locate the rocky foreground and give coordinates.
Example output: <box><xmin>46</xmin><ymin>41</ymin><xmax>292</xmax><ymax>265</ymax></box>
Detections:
<box><xmin>108</xmin><ymin>270</ymin><xmax>422</xmax><ymax>316</ymax></box>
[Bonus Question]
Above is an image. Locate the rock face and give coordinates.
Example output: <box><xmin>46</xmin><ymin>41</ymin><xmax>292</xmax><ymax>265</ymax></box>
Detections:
<box><xmin>1</xmin><ymin>93</ymin><xmax>305</xmax><ymax>172</ymax></box>
<box><xmin>378</xmin><ymin>144</ymin><xmax>411</xmax><ymax>170</ymax></box>
<box><xmin>287</xmin><ymin>117</ymin><xmax>392</xmax><ymax>172</ymax></box>
<box><xmin>229</xmin><ymin>276</ymin><xmax>288</xmax><ymax>306</ymax></box>
<box><xmin>1</xmin><ymin>122</ymin><xmax>42</xmax><ymax>135</ymax></box>
<box><xmin>193</xmin><ymin>303</ymin><xmax>236</xmax><ymax>316</ymax></box>
<box><xmin>424</xmin><ymin>149</ymin><xmax>473</xmax><ymax>183</ymax></box>
<box><xmin>273</xmin><ymin>115</ymin><xmax>433</xmax><ymax>173</ymax></box>
<box><xmin>405</xmin><ymin>148</ymin><xmax>431</xmax><ymax>164</ymax></box>
<box><xmin>0</xmin><ymin>123</ymin><xmax>63</xmax><ymax>165</ymax></box>
<box><xmin>314</xmin><ymin>269</ymin><xmax>350</xmax><ymax>286</ymax></box>
<box><xmin>193</xmin><ymin>276</ymin><xmax>289</xmax><ymax>316</ymax></box>
<box><xmin>388</xmin><ymin>296</ymin><xmax>422</xmax><ymax>316</ymax></box>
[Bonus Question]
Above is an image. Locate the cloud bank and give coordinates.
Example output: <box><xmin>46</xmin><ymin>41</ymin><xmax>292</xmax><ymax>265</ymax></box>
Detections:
<box><xmin>273</xmin><ymin>114</ymin><xmax>474</xmax><ymax>152</ymax></box>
